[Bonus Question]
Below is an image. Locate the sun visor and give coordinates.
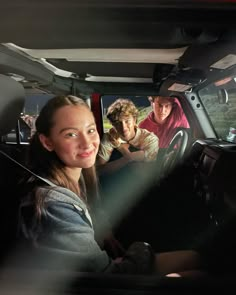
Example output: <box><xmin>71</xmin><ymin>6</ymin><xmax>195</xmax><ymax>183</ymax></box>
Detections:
<box><xmin>178</xmin><ymin>41</ymin><xmax>236</xmax><ymax>70</ymax></box>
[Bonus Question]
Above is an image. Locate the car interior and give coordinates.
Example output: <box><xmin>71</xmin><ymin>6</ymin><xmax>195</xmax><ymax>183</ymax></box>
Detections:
<box><xmin>1</xmin><ymin>1</ymin><xmax>236</xmax><ymax>294</ymax></box>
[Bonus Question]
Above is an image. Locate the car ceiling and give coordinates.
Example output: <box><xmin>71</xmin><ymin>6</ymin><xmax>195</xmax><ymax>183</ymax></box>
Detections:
<box><xmin>1</xmin><ymin>1</ymin><xmax>236</xmax><ymax>86</ymax></box>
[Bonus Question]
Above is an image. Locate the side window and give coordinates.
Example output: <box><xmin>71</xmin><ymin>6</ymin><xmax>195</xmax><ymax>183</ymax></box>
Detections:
<box><xmin>199</xmin><ymin>77</ymin><xmax>236</xmax><ymax>142</ymax></box>
<box><xmin>3</xmin><ymin>93</ymin><xmax>54</xmax><ymax>144</ymax></box>
<box><xmin>101</xmin><ymin>95</ymin><xmax>150</xmax><ymax>132</ymax></box>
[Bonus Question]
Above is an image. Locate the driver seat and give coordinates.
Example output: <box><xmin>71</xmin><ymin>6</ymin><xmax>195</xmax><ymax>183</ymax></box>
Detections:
<box><xmin>0</xmin><ymin>74</ymin><xmax>25</xmax><ymax>263</ymax></box>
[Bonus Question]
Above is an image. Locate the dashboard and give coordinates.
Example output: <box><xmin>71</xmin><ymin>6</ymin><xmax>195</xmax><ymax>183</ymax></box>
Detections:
<box><xmin>191</xmin><ymin>139</ymin><xmax>236</xmax><ymax>224</ymax></box>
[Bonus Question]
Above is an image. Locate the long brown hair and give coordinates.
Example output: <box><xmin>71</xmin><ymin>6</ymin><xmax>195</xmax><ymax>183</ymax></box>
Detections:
<box><xmin>27</xmin><ymin>95</ymin><xmax>99</xmax><ymax>215</ymax></box>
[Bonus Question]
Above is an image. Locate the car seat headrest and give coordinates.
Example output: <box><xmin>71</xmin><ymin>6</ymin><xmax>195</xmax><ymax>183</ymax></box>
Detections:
<box><xmin>0</xmin><ymin>74</ymin><xmax>25</xmax><ymax>136</ymax></box>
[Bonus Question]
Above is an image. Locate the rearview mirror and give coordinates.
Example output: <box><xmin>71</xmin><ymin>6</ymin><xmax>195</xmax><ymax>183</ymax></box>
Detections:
<box><xmin>152</xmin><ymin>64</ymin><xmax>175</xmax><ymax>85</ymax></box>
<box><xmin>174</xmin><ymin>68</ymin><xmax>206</xmax><ymax>85</ymax></box>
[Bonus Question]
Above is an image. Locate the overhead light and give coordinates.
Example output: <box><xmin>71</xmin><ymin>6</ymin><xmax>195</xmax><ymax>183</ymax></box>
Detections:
<box><xmin>211</xmin><ymin>54</ymin><xmax>236</xmax><ymax>70</ymax></box>
<box><xmin>168</xmin><ymin>83</ymin><xmax>192</xmax><ymax>92</ymax></box>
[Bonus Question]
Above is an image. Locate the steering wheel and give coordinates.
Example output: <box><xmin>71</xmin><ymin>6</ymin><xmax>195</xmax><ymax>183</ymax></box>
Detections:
<box><xmin>160</xmin><ymin>129</ymin><xmax>189</xmax><ymax>176</ymax></box>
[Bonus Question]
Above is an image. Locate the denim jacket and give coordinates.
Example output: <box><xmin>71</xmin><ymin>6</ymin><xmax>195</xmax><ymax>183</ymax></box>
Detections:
<box><xmin>19</xmin><ymin>182</ymin><xmax>155</xmax><ymax>274</ymax></box>
<box><xmin>20</xmin><ymin>183</ymin><xmax>112</xmax><ymax>272</ymax></box>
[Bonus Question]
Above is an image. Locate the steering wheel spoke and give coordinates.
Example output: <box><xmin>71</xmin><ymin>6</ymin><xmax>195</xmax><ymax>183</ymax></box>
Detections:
<box><xmin>161</xmin><ymin>129</ymin><xmax>189</xmax><ymax>176</ymax></box>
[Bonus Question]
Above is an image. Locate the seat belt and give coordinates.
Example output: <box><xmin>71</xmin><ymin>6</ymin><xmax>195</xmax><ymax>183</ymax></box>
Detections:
<box><xmin>0</xmin><ymin>149</ymin><xmax>93</xmax><ymax>226</ymax></box>
<box><xmin>0</xmin><ymin>149</ymin><xmax>54</xmax><ymax>187</ymax></box>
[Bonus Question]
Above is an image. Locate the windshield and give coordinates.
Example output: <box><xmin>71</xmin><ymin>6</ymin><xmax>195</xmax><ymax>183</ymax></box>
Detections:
<box><xmin>199</xmin><ymin>75</ymin><xmax>236</xmax><ymax>143</ymax></box>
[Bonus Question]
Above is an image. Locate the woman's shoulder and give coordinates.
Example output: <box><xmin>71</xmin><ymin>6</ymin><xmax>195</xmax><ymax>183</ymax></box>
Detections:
<box><xmin>36</xmin><ymin>185</ymin><xmax>87</xmax><ymax>210</ymax></box>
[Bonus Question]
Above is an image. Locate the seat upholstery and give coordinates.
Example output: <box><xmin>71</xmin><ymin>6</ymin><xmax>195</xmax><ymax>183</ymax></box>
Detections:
<box><xmin>0</xmin><ymin>74</ymin><xmax>25</xmax><ymax>263</ymax></box>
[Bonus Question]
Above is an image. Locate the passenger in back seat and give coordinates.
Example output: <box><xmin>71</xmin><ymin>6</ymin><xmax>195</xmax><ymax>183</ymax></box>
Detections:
<box><xmin>139</xmin><ymin>96</ymin><xmax>189</xmax><ymax>148</ymax></box>
<box><xmin>97</xmin><ymin>98</ymin><xmax>159</xmax><ymax>175</ymax></box>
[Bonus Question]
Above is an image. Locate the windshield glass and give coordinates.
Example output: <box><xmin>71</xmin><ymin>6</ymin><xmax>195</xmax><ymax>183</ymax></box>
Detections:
<box><xmin>199</xmin><ymin>75</ymin><xmax>236</xmax><ymax>143</ymax></box>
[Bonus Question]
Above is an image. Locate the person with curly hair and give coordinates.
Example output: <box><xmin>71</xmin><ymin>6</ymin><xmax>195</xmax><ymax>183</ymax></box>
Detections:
<box><xmin>97</xmin><ymin>98</ymin><xmax>159</xmax><ymax>174</ymax></box>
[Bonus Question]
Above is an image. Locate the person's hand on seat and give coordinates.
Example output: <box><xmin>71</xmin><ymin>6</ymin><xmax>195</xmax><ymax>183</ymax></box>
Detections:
<box><xmin>117</xmin><ymin>143</ymin><xmax>145</xmax><ymax>162</ymax></box>
<box><xmin>117</xmin><ymin>143</ymin><xmax>131</xmax><ymax>157</ymax></box>
<box><xmin>128</xmin><ymin>150</ymin><xmax>145</xmax><ymax>162</ymax></box>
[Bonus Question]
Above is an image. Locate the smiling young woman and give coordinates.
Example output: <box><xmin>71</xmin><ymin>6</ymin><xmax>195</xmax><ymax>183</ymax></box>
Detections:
<box><xmin>18</xmin><ymin>95</ymin><xmax>159</xmax><ymax>274</ymax></box>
